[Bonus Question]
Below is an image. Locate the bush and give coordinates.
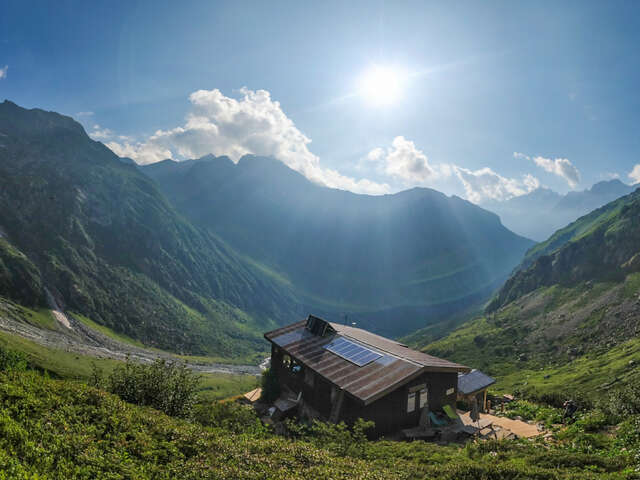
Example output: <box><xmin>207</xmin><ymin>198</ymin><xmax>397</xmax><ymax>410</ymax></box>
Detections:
<box><xmin>503</xmin><ymin>400</ymin><xmax>562</xmax><ymax>426</ymax></box>
<box><xmin>104</xmin><ymin>357</ymin><xmax>200</xmax><ymax>417</ymax></box>
<box><xmin>193</xmin><ymin>400</ymin><xmax>268</xmax><ymax>436</ymax></box>
<box><xmin>286</xmin><ymin>418</ymin><xmax>375</xmax><ymax>458</ymax></box>
<box><xmin>616</xmin><ymin>415</ymin><xmax>640</xmax><ymax>471</ymax></box>
<box><xmin>600</xmin><ymin>380</ymin><xmax>640</xmax><ymax>419</ymax></box>
<box><xmin>0</xmin><ymin>345</ymin><xmax>27</xmax><ymax>371</ymax></box>
<box><xmin>572</xmin><ymin>410</ymin><xmax>609</xmax><ymax>433</ymax></box>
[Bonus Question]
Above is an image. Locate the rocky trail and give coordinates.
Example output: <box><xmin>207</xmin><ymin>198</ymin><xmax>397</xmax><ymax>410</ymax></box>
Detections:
<box><xmin>0</xmin><ymin>299</ymin><xmax>262</xmax><ymax>376</ymax></box>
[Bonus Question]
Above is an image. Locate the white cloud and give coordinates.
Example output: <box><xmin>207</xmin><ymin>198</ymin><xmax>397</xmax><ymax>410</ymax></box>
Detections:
<box><xmin>533</xmin><ymin>157</ymin><xmax>580</xmax><ymax>187</ymax></box>
<box><xmin>0</xmin><ymin>65</ymin><xmax>7</xmax><ymax>79</ymax></box>
<box><xmin>89</xmin><ymin>124</ymin><xmax>113</xmax><ymax>140</ymax></box>
<box><xmin>515</xmin><ymin>152</ymin><xmax>581</xmax><ymax>188</ymax></box>
<box><xmin>106</xmin><ymin>140</ymin><xmax>170</xmax><ymax>164</ymax></box>
<box><xmin>75</xmin><ymin>111</ymin><xmax>94</xmax><ymax>118</ymax></box>
<box><xmin>105</xmin><ymin>88</ymin><xmax>389</xmax><ymax>194</ymax></box>
<box><xmin>364</xmin><ymin>139</ymin><xmax>538</xmax><ymax>203</ymax></box>
<box><xmin>629</xmin><ymin>165</ymin><xmax>640</xmax><ymax>185</ymax></box>
<box><xmin>364</xmin><ymin>136</ymin><xmax>452</xmax><ymax>184</ymax></box>
<box><xmin>454</xmin><ymin>166</ymin><xmax>539</xmax><ymax>203</ymax></box>
<box><xmin>523</xmin><ymin>173</ymin><xmax>541</xmax><ymax>191</ymax></box>
<box><xmin>366</xmin><ymin>147</ymin><xmax>384</xmax><ymax>162</ymax></box>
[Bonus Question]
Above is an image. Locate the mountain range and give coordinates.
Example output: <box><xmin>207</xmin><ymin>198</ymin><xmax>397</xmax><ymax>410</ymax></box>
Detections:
<box><xmin>0</xmin><ymin>100</ymin><xmax>297</xmax><ymax>358</ymax></box>
<box><xmin>482</xmin><ymin>180</ymin><xmax>636</xmax><ymax>241</ymax></box>
<box><xmin>0</xmin><ymin>100</ymin><xmax>534</xmax><ymax>355</ymax></box>
<box><xmin>142</xmin><ymin>154</ymin><xmax>533</xmax><ymax>336</ymax></box>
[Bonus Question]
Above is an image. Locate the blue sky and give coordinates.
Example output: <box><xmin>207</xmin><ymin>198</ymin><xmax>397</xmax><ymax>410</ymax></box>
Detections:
<box><xmin>2</xmin><ymin>0</ymin><xmax>640</xmax><ymax>201</ymax></box>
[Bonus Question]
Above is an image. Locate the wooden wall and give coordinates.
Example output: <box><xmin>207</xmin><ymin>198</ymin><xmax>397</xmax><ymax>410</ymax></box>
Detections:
<box><xmin>339</xmin><ymin>371</ymin><xmax>458</xmax><ymax>436</ymax></box>
<box><xmin>270</xmin><ymin>344</ymin><xmax>459</xmax><ymax>437</ymax></box>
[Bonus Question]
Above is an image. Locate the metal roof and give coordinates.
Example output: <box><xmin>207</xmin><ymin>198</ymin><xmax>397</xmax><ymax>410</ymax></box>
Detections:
<box><xmin>457</xmin><ymin>369</ymin><xmax>496</xmax><ymax>395</ymax></box>
<box><xmin>264</xmin><ymin>316</ymin><xmax>469</xmax><ymax>406</ymax></box>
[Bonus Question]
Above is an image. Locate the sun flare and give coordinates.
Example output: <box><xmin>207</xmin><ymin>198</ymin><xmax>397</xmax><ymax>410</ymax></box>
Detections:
<box><xmin>359</xmin><ymin>66</ymin><xmax>404</xmax><ymax>106</ymax></box>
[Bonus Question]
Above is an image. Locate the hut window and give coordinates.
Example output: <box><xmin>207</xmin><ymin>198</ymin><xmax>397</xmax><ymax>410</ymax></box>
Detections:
<box><xmin>419</xmin><ymin>388</ymin><xmax>428</xmax><ymax>409</ymax></box>
<box><xmin>407</xmin><ymin>392</ymin><xmax>416</xmax><ymax>413</ymax></box>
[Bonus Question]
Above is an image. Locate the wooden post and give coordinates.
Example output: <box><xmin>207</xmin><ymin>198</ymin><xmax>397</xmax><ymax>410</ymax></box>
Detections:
<box><xmin>482</xmin><ymin>389</ymin><xmax>487</xmax><ymax>412</ymax></box>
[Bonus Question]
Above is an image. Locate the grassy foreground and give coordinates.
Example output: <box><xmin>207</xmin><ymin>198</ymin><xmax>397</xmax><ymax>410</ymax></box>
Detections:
<box><xmin>0</xmin><ymin>365</ymin><xmax>638</xmax><ymax>479</ymax></box>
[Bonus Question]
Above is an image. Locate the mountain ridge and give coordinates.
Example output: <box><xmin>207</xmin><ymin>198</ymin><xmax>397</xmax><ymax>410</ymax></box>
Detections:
<box><xmin>482</xmin><ymin>180</ymin><xmax>635</xmax><ymax>241</ymax></box>
<box><xmin>142</xmin><ymin>153</ymin><xmax>533</xmax><ymax>336</ymax></box>
<box><xmin>0</xmin><ymin>101</ymin><xmax>297</xmax><ymax>358</ymax></box>
<box><xmin>488</xmin><ymin>187</ymin><xmax>640</xmax><ymax>312</ymax></box>
<box><xmin>413</xmin><ymin>187</ymin><xmax>640</xmax><ymax>397</ymax></box>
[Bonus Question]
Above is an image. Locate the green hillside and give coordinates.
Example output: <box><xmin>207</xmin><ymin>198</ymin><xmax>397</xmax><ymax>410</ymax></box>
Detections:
<box><xmin>0</xmin><ymin>101</ymin><xmax>297</xmax><ymax>358</ymax></box>
<box><xmin>411</xmin><ymin>189</ymin><xmax>640</xmax><ymax>399</ymax></box>
<box><xmin>520</xmin><ymin>187</ymin><xmax>639</xmax><ymax>270</ymax></box>
<box><xmin>489</xmin><ymin>188</ymin><xmax>640</xmax><ymax>312</ymax></box>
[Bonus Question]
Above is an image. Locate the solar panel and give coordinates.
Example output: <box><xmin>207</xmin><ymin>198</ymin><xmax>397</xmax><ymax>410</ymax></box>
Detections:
<box><xmin>325</xmin><ymin>337</ymin><xmax>382</xmax><ymax>366</ymax></box>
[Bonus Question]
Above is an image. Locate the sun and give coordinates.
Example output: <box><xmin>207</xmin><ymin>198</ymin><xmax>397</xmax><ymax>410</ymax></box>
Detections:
<box><xmin>359</xmin><ymin>65</ymin><xmax>404</xmax><ymax>106</ymax></box>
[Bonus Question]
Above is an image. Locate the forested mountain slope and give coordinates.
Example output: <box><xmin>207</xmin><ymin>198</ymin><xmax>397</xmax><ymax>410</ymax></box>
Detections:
<box><xmin>413</xmin><ymin>189</ymin><xmax>640</xmax><ymax>397</ymax></box>
<box><xmin>0</xmin><ymin>101</ymin><xmax>297</xmax><ymax>358</ymax></box>
<box><xmin>143</xmin><ymin>155</ymin><xmax>533</xmax><ymax>336</ymax></box>
<box><xmin>491</xmin><ymin>187</ymin><xmax>640</xmax><ymax>310</ymax></box>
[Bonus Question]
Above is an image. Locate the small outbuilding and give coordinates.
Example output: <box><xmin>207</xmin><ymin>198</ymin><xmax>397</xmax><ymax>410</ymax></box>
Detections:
<box><xmin>264</xmin><ymin>315</ymin><xmax>470</xmax><ymax>436</ymax></box>
<box><xmin>457</xmin><ymin>369</ymin><xmax>496</xmax><ymax>413</ymax></box>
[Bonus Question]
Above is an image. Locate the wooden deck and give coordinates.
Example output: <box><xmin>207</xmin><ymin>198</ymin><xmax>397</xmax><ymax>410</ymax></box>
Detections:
<box><xmin>459</xmin><ymin>411</ymin><xmax>541</xmax><ymax>438</ymax></box>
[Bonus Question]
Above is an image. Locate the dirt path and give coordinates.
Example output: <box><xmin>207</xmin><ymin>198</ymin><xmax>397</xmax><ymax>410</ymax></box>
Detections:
<box><xmin>0</xmin><ymin>300</ymin><xmax>262</xmax><ymax>376</ymax></box>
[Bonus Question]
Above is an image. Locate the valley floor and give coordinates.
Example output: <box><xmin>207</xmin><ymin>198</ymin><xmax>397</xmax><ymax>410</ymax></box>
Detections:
<box><xmin>0</xmin><ymin>297</ymin><xmax>261</xmax><ymax>376</ymax></box>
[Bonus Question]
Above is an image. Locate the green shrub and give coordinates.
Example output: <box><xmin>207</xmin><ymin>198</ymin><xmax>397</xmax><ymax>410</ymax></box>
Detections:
<box><xmin>601</xmin><ymin>380</ymin><xmax>640</xmax><ymax>419</ymax></box>
<box><xmin>616</xmin><ymin>415</ymin><xmax>640</xmax><ymax>450</ymax></box>
<box><xmin>105</xmin><ymin>357</ymin><xmax>200</xmax><ymax>417</ymax></box>
<box><xmin>0</xmin><ymin>345</ymin><xmax>27</xmax><ymax>371</ymax></box>
<box><xmin>193</xmin><ymin>400</ymin><xmax>268</xmax><ymax>436</ymax></box>
<box><xmin>573</xmin><ymin>410</ymin><xmax>609</xmax><ymax>433</ymax></box>
<box><xmin>503</xmin><ymin>400</ymin><xmax>563</xmax><ymax>426</ymax></box>
<box><xmin>530</xmin><ymin>450</ymin><xmax>626</xmax><ymax>472</ymax></box>
<box><xmin>286</xmin><ymin>418</ymin><xmax>375</xmax><ymax>458</ymax></box>
<box><xmin>615</xmin><ymin>415</ymin><xmax>640</xmax><ymax>472</ymax></box>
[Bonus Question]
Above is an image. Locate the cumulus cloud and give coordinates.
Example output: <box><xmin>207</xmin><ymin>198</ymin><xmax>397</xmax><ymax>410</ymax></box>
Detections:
<box><xmin>629</xmin><ymin>165</ymin><xmax>640</xmax><ymax>185</ymax></box>
<box><xmin>89</xmin><ymin>124</ymin><xmax>113</xmax><ymax>140</ymax></box>
<box><xmin>364</xmin><ymin>136</ymin><xmax>452</xmax><ymax>184</ymax></box>
<box><xmin>454</xmin><ymin>166</ymin><xmax>539</xmax><ymax>203</ymax></box>
<box><xmin>0</xmin><ymin>65</ymin><xmax>7</xmax><ymax>79</ymax></box>
<box><xmin>105</xmin><ymin>88</ymin><xmax>389</xmax><ymax>194</ymax></box>
<box><xmin>514</xmin><ymin>152</ymin><xmax>580</xmax><ymax>188</ymax></box>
